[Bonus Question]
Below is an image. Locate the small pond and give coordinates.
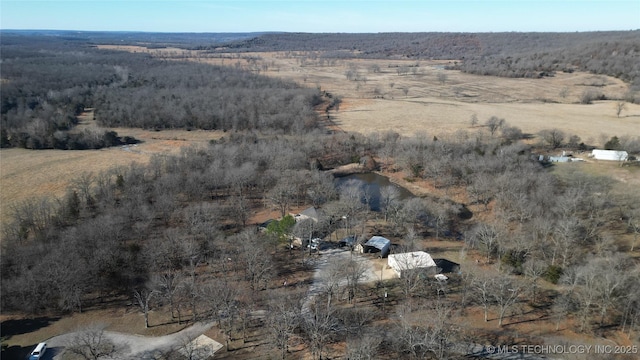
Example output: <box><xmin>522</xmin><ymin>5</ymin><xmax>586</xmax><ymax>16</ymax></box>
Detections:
<box><xmin>334</xmin><ymin>172</ymin><xmax>414</xmax><ymax>211</ymax></box>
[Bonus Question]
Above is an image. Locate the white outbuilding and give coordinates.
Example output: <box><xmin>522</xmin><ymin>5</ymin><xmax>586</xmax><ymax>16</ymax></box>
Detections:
<box><xmin>388</xmin><ymin>251</ymin><xmax>437</xmax><ymax>277</ymax></box>
<box><xmin>591</xmin><ymin>149</ymin><xmax>628</xmax><ymax>161</ymax></box>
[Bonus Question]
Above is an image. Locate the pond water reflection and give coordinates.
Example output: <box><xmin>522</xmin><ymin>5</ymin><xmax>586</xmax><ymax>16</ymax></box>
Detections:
<box><xmin>334</xmin><ymin>172</ymin><xmax>414</xmax><ymax>211</ymax></box>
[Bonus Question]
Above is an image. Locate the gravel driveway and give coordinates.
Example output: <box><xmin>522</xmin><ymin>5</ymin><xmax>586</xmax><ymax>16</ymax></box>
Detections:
<box><xmin>44</xmin><ymin>321</ymin><xmax>217</xmax><ymax>360</ymax></box>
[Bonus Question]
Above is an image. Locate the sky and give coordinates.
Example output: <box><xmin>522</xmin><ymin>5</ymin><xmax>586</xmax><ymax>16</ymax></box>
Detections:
<box><xmin>1</xmin><ymin>0</ymin><xmax>639</xmax><ymax>33</ymax></box>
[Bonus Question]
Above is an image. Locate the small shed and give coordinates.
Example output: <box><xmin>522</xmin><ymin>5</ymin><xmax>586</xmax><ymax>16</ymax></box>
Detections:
<box><xmin>363</xmin><ymin>236</ymin><xmax>391</xmax><ymax>257</ymax></box>
<box><xmin>388</xmin><ymin>251</ymin><xmax>436</xmax><ymax>277</ymax></box>
<box><xmin>591</xmin><ymin>149</ymin><xmax>628</xmax><ymax>161</ymax></box>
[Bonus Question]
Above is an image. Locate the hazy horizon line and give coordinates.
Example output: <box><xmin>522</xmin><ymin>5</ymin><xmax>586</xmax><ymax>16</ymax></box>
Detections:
<box><xmin>2</xmin><ymin>28</ymin><xmax>639</xmax><ymax>34</ymax></box>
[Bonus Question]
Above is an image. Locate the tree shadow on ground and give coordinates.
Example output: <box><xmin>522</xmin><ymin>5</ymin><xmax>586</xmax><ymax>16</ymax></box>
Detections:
<box><xmin>1</xmin><ymin>344</ymin><xmax>62</xmax><ymax>360</ymax></box>
<box><xmin>1</xmin><ymin>316</ymin><xmax>61</xmax><ymax>338</ymax></box>
<box><xmin>2</xmin><ymin>344</ymin><xmax>30</xmax><ymax>360</ymax></box>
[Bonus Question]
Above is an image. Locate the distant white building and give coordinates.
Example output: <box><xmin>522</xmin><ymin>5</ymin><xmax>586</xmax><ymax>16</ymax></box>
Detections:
<box><xmin>591</xmin><ymin>149</ymin><xmax>628</xmax><ymax>161</ymax></box>
<box><xmin>388</xmin><ymin>251</ymin><xmax>436</xmax><ymax>277</ymax></box>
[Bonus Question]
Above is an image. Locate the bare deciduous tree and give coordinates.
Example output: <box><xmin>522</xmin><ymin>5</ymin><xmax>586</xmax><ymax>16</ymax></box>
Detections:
<box><xmin>469</xmin><ymin>113</ymin><xmax>478</xmax><ymax>127</ymax></box>
<box><xmin>628</xmin><ymin>206</ymin><xmax>640</xmax><ymax>252</ymax></box>
<box><xmin>239</xmin><ymin>232</ymin><xmax>274</xmax><ymax>291</ymax></box>
<box><xmin>343</xmin><ymin>257</ymin><xmax>369</xmax><ymax>304</ymax></box>
<box><xmin>561</xmin><ymin>256</ymin><xmax>631</xmax><ymax>332</ymax></box>
<box><xmin>491</xmin><ymin>274</ymin><xmax>521</xmax><ymax>327</ymax></box>
<box><xmin>134</xmin><ymin>287</ymin><xmax>157</xmax><ymax>328</ymax></box>
<box><xmin>466</xmin><ymin>223</ymin><xmax>500</xmax><ymax>262</ymax></box>
<box><xmin>302</xmin><ymin>299</ymin><xmax>342</xmax><ymax>360</ymax></box>
<box><xmin>390</xmin><ymin>300</ymin><xmax>457</xmax><ymax>360</ymax></box>
<box><xmin>485</xmin><ymin>116</ymin><xmax>505</xmax><ymax>137</ymax></box>
<box><xmin>615</xmin><ymin>101</ymin><xmax>627</xmax><ymax>117</ymax></box>
<box><xmin>466</xmin><ymin>174</ymin><xmax>494</xmax><ymax>211</ymax></box>
<box><xmin>268</xmin><ymin>179</ymin><xmax>296</xmax><ymax>218</ymax></box>
<box><xmin>539</xmin><ymin>128</ymin><xmax>566</xmax><ymax>149</ymax></box>
<box><xmin>346</xmin><ymin>331</ymin><xmax>381</xmax><ymax>360</ymax></box>
<box><xmin>267</xmin><ymin>290</ymin><xmax>302</xmax><ymax>359</ymax></box>
<box><xmin>321</xmin><ymin>257</ymin><xmax>347</xmax><ymax>309</ymax></box>
<box><xmin>523</xmin><ymin>258</ymin><xmax>547</xmax><ymax>304</ymax></box>
<box><xmin>65</xmin><ymin>324</ymin><xmax>118</xmax><ymax>360</ymax></box>
<box><xmin>153</xmin><ymin>272</ymin><xmax>183</xmax><ymax>321</ymax></box>
<box><xmin>471</xmin><ymin>273</ymin><xmax>493</xmax><ymax>323</ymax></box>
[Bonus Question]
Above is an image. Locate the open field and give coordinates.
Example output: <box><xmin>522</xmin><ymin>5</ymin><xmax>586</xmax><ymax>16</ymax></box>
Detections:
<box><xmin>236</xmin><ymin>54</ymin><xmax>639</xmax><ymax>141</ymax></box>
<box><xmin>100</xmin><ymin>45</ymin><xmax>640</xmax><ymax>141</ymax></box>
<box><xmin>0</xmin><ymin>123</ymin><xmax>223</xmax><ymax>222</ymax></box>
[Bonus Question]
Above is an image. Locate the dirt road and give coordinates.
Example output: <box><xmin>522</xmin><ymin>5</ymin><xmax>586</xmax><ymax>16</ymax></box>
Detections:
<box><xmin>44</xmin><ymin>321</ymin><xmax>218</xmax><ymax>360</ymax></box>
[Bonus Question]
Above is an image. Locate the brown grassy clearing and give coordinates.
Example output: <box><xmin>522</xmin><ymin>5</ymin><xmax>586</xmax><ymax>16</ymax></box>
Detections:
<box><xmin>0</xmin><ymin>115</ymin><xmax>224</xmax><ymax>223</ymax></box>
<box><xmin>99</xmin><ymin>46</ymin><xmax>639</xmax><ymax>142</ymax></box>
<box><xmin>257</xmin><ymin>55</ymin><xmax>639</xmax><ymax>142</ymax></box>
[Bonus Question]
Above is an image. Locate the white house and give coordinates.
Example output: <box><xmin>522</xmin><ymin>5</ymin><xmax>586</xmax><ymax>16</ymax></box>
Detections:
<box><xmin>388</xmin><ymin>251</ymin><xmax>436</xmax><ymax>277</ymax></box>
<box><xmin>591</xmin><ymin>149</ymin><xmax>628</xmax><ymax>161</ymax></box>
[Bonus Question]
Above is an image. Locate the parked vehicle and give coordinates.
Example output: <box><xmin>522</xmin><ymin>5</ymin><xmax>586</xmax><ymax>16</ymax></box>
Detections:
<box><xmin>307</xmin><ymin>238</ymin><xmax>321</xmax><ymax>251</ymax></box>
<box><xmin>29</xmin><ymin>342</ymin><xmax>47</xmax><ymax>360</ymax></box>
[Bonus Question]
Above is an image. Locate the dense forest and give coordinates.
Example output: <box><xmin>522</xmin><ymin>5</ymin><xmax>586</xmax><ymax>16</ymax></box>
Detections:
<box><xmin>0</xmin><ymin>34</ymin><xmax>320</xmax><ymax>149</ymax></box>
<box><xmin>3</xmin><ymin>127</ymin><xmax>639</xmax><ymax>358</ymax></box>
<box><xmin>2</xmin><ymin>32</ymin><xmax>640</xmax><ymax>359</ymax></box>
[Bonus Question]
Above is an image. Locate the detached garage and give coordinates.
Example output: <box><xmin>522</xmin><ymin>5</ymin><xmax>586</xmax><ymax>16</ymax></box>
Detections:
<box><xmin>363</xmin><ymin>236</ymin><xmax>391</xmax><ymax>257</ymax></box>
<box><xmin>388</xmin><ymin>251</ymin><xmax>437</xmax><ymax>277</ymax></box>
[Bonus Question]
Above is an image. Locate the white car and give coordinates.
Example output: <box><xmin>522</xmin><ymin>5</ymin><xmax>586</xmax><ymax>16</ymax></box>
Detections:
<box><xmin>29</xmin><ymin>342</ymin><xmax>47</xmax><ymax>360</ymax></box>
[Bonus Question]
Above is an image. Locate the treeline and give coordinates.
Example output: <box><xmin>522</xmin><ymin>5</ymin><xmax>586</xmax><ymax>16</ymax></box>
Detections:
<box><xmin>458</xmin><ymin>34</ymin><xmax>640</xmax><ymax>90</ymax></box>
<box><xmin>0</xmin><ymin>30</ymin><xmax>259</xmax><ymax>48</ymax></box>
<box><xmin>0</xmin><ymin>35</ymin><xmax>322</xmax><ymax>149</ymax></box>
<box><xmin>216</xmin><ymin>31</ymin><xmax>640</xmax><ymax>87</ymax></box>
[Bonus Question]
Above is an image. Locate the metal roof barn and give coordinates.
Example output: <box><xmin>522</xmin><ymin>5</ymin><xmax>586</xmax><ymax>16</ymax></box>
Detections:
<box><xmin>591</xmin><ymin>149</ymin><xmax>628</xmax><ymax>161</ymax></box>
<box><xmin>388</xmin><ymin>251</ymin><xmax>436</xmax><ymax>277</ymax></box>
<box><xmin>363</xmin><ymin>236</ymin><xmax>391</xmax><ymax>257</ymax></box>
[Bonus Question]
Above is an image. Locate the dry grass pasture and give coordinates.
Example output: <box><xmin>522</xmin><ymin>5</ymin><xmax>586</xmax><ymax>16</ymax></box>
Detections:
<box><xmin>2</xmin><ymin>47</ymin><xmax>639</xmax><ymax>224</ymax></box>
<box><xmin>99</xmin><ymin>46</ymin><xmax>639</xmax><ymax>140</ymax></box>
<box><xmin>0</xmin><ymin>121</ymin><xmax>223</xmax><ymax>222</ymax></box>
<box><xmin>256</xmin><ymin>55</ymin><xmax>639</xmax><ymax>141</ymax></box>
